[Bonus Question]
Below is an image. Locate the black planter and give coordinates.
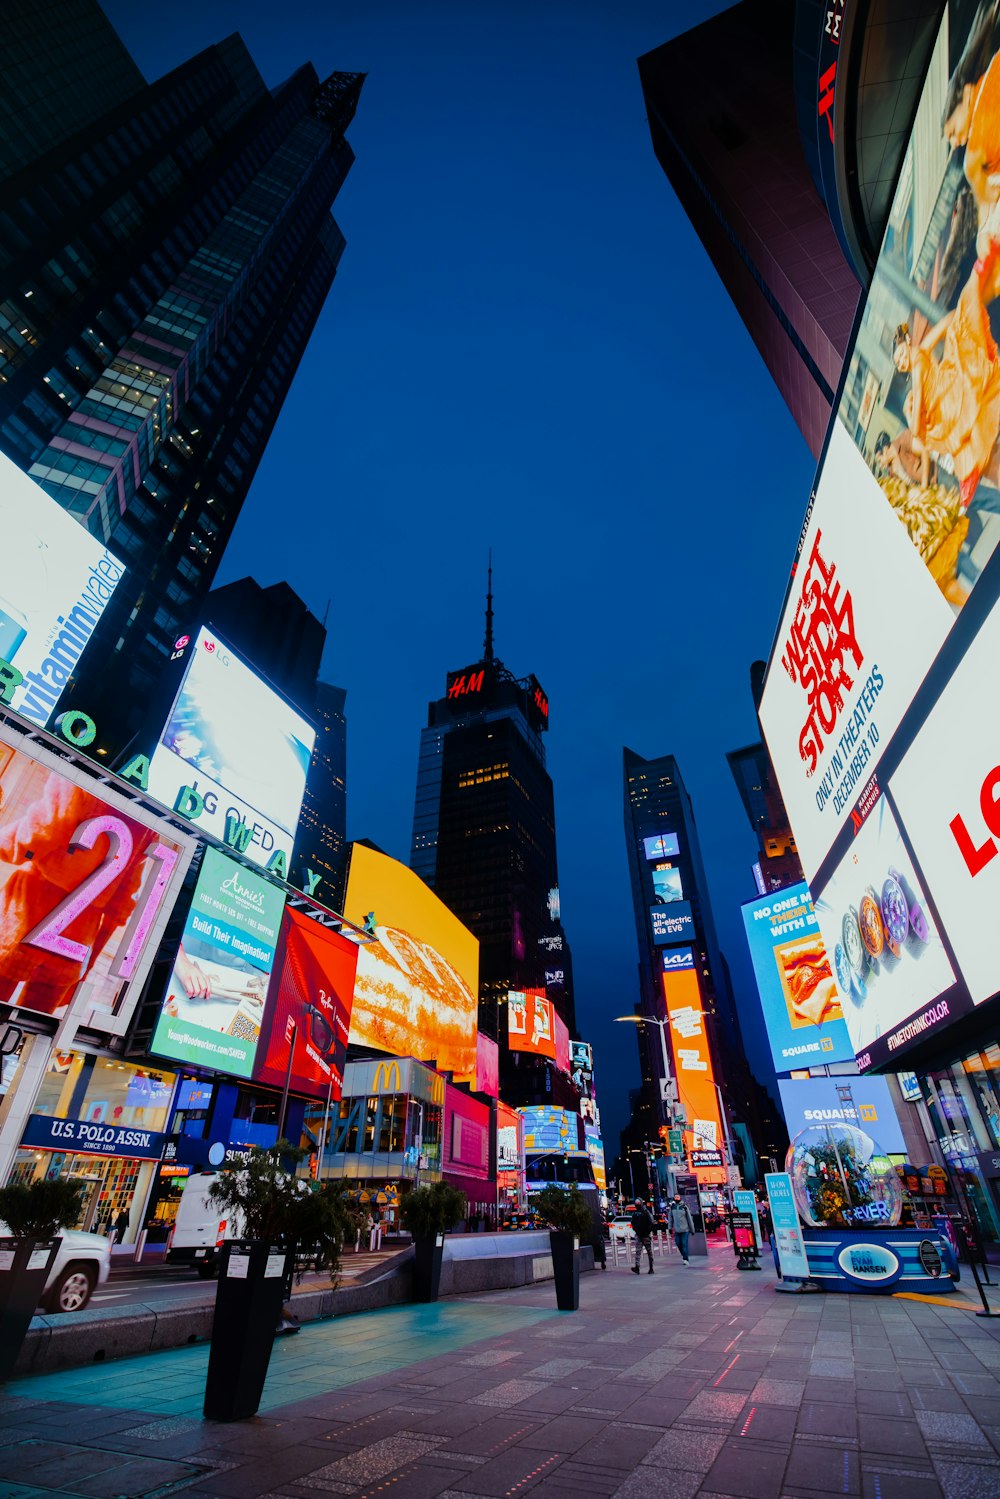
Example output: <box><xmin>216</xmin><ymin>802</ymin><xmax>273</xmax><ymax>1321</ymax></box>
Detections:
<box><xmin>0</xmin><ymin>1236</ymin><xmax>60</xmax><ymax>1382</ymax></box>
<box><xmin>549</xmin><ymin>1230</ymin><xmax>580</xmax><ymax>1312</ymax></box>
<box><xmin>203</xmin><ymin>1240</ymin><xmax>291</xmax><ymax>1421</ymax></box>
<box><xmin>411</xmin><ymin>1233</ymin><xmax>445</xmax><ymax>1303</ymax></box>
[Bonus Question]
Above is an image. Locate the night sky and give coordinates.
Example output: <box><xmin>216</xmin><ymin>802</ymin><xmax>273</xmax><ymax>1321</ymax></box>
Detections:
<box><xmin>103</xmin><ymin>0</ymin><xmax>817</xmax><ymax>1159</ymax></box>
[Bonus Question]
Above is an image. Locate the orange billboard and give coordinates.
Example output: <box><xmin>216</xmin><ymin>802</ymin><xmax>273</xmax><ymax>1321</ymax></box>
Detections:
<box><xmin>507</xmin><ymin>987</ymin><xmax>556</xmax><ymax>1058</ymax></box>
<box><xmin>342</xmin><ymin>844</ymin><xmax>478</xmax><ymax>1078</ymax></box>
<box><xmin>661</xmin><ymin>960</ymin><xmax>726</xmax><ymax>1186</ymax></box>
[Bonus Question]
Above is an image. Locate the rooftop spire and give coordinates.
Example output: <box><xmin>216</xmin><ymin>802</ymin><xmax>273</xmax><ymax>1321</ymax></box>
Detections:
<box><xmin>484</xmin><ymin>549</ymin><xmax>494</xmax><ymax>663</ymax></box>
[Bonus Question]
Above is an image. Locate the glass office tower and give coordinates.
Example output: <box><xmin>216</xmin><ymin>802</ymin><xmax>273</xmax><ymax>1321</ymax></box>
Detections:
<box><xmin>0</xmin><ymin>0</ymin><xmax>363</xmax><ymax>751</ymax></box>
<box><xmin>410</xmin><ymin>591</ymin><xmax>575</xmax><ymax>1104</ymax></box>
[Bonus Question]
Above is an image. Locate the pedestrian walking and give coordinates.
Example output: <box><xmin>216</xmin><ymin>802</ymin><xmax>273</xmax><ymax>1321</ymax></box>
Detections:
<box><xmin>629</xmin><ymin>1199</ymin><xmax>655</xmax><ymax>1275</ymax></box>
<box><xmin>113</xmin><ymin>1209</ymin><xmax>130</xmax><ymax>1246</ymax></box>
<box><xmin>668</xmin><ymin>1193</ymin><xmax>696</xmax><ymax>1264</ymax></box>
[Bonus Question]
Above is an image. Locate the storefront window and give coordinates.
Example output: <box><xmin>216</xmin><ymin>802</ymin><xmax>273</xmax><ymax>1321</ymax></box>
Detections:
<box><xmin>30</xmin><ymin>1052</ymin><xmax>175</xmax><ymax>1131</ymax></box>
<box><xmin>965</xmin><ymin>1048</ymin><xmax>1000</xmax><ymax>1150</ymax></box>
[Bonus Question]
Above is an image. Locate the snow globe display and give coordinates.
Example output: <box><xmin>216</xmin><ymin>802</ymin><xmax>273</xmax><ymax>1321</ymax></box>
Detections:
<box><xmin>786</xmin><ymin>1122</ymin><xmax>902</xmax><ymax>1230</ymax></box>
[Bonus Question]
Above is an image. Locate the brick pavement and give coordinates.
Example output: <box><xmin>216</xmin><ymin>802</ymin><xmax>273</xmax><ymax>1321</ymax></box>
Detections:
<box><xmin>1</xmin><ymin>1248</ymin><xmax>1000</xmax><ymax>1499</ymax></box>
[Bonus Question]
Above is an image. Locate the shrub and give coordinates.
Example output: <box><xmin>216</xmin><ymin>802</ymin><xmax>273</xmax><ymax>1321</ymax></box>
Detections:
<box><xmin>0</xmin><ymin>1178</ymin><xmax>84</xmax><ymax>1237</ymax></box>
<box><xmin>531</xmin><ymin>1185</ymin><xmax>592</xmax><ymax>1237</ymax></box>
<box><xmin>207</xmin><ymin>1141</ymin><xmax>351</xmax><ymax>1277</ymax></box>
<box><xmin>400</xmin><ymin>1181</ymin><xmax>467</xmax><ymax>1238</ymax></box>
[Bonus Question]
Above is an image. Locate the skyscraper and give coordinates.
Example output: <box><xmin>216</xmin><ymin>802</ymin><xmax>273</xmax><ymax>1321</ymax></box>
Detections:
<box><xmin>0</xmin><ymin>0</ymin><xmax>363</xmax><ymax>752</ymax></box>
<box><xmin>410</xmin><ymin>578</ymin><xmax>574</xmax><ymax>1102</ymax></box>
<box><xmin>296</xmin><ymin>681</ymin><xmax>348</xmax><ymax>902</ymax></box>
<box><xmin>636</xmin><ymin>0</ymin><xmax>942</xmax><ymax>457</ymax></box>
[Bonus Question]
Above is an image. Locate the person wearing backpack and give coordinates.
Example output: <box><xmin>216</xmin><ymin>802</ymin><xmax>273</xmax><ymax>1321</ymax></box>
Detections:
<box><xmin>668</xmin><ymin>1193</ymin><xmax>696</xmax><ymax>1264</ymax></box>
<box><xmin>629</xmin><ymin>1199</ymin><xmax>655</xmax><ymax>1275</ymax></box>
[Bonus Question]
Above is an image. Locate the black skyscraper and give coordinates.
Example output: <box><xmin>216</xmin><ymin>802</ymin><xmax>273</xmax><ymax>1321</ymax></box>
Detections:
<box><xmin>411</xmin><ymin>580</ymin><xmax>574</xmax><ymax>1102</ymax></box>
<box><xmin>0</xmin><ymin>0</ymin><xmax>362</xmax><ymax>752</ymax></box>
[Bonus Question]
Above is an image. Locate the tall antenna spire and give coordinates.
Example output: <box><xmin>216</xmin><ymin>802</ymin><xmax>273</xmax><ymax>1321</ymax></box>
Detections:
<box><xmin>484</xmin><ymin>548</ymin><xmax>494</xmax><ymax>662</ymax></box>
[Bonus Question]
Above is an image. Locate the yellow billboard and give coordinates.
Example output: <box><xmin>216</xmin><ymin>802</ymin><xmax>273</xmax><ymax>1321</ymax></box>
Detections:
<box><xmin>342</xmin><ymin>844</ymin><xmax>479</xmax><ymax>1078</ymax></box>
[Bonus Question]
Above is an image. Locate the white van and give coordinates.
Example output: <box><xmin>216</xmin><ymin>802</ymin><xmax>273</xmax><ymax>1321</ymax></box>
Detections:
<box><xmin>166</xmin><ymin>1171</ymin><xmax>243</xmax><ymax>1277</ymax></box>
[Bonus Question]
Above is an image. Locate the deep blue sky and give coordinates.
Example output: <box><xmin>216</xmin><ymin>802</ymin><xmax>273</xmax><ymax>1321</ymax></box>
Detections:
<box><xmin>104</xmin><ymin>0</ymin><xmax>817</xmax><ymax>1159</ymax></box>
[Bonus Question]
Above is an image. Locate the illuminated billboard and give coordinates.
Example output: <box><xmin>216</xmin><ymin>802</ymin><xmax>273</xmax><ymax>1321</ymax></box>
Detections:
<box><xmin>584</xmin><ymin>1125</ymin><xmax>607</xmax><ymax>1191</ymax></box>
<box><xmin>519</xmin><ymin>1105</ymin><xmax>578</xmax><ymax>1152</ymax></box>
<box><xmin>151</xmin><ymin>848</ymin><xmax>286</xmax><ymax>1077</ymax></box>
<box><xmin>651</xmin><ymin>865</ymin><xmax>683</xmax><ymax>904</ymax></box>
<box><xmin>507</xmin><ymin>987</ymin><xmax>556</xmax><ymax>1058</ymax></box>
<box><xmin>741</xmin><ymin>883</ymin><xmax>854</xmax><ymax>1071</ymax></box>
<box><xmin>570</xmin><ymin>1040</ymin><xmax>594</xmax><ymax>1098</ymax></box>
<box><xmin>476</xmin><ymin>1033</ymin><xmax>499</xmax><ymax>1099</ymax></box>
<box><xmin>643</xmin><ymin>833</ymin><xmax>679</xmax><ymax>860</ymax></box>
<box><xmin>777</xmin><ymin>1077</ymin><xmax>906</xmax><ymax>1156</ymax></box>
<box><xmin>0</xmin><ymin>724</ymin><xmax>193</xmax><ymax>1032</ymax></box>
<box><xmin>342</xmin><ymin>843</ymin><xmax>478</xmax><ymax>1079</ymax></box>
<box><xmin>650</xmin><ymin>901</ymin><xmax>694</xmax><ymax>946</ymax></box>
<box><xmin>661</xmin><ymin>965</ymin><xmax>726</xmax><ymax>1185</ymax></box>
<box><xmin>497</xmin><ymin>1102</ymin><xmax>522</xmax><ymax>1171</ymax></box>
<box><xmin>147</xmin><ymin>626</ymin><xmax>315</xmax><ymax>871</ymax></box>
<box><xmin>554</xmin><ymin>1010</ymin><xmax>570</xmax><ymax>1074</ymax></box>
<box><xmin>252</xmin><ymin>909</ymin><xmax>358</xmax><ymax>1101</ymax></box>
<box><xmin>758</xmin><ymin>2</ymin><xmax>1000</xmax><ymax>1064</ymax></box>
<box><xmin>0</xmin><ymin>449</ymin><xmax>126</xmax><ymax>727</ymax></box>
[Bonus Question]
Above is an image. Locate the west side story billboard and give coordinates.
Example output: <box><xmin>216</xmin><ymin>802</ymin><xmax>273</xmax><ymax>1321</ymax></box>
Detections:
<box><xmin>759</xmin><ymin>3</ymin><xmax>1000</xmax><ymax>1070</ymax></box>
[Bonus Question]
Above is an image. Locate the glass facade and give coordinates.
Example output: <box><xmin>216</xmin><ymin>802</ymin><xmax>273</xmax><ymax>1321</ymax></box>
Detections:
<box><xmin>0</xmin><ymin>7</ymin><xmax>363</xmax><ymax>751</ymax></box>
<box><xmin>295</xmin><ymin>681</ymin><xmax>348</xmax><ymax>901</ymax></box>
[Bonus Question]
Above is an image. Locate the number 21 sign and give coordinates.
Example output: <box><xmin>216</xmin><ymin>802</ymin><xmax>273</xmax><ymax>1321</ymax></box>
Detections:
<box><xmin>0</xmin><ymin>724</ymin><xmax>194</xmax><ymax>1033</ymax></box>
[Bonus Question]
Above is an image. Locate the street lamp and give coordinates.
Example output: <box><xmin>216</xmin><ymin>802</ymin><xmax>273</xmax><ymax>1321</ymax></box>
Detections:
<box><xmin>613</xmin><ymin>1015</ymin><xmax>673</xmax><ymax>1109</ymax></box>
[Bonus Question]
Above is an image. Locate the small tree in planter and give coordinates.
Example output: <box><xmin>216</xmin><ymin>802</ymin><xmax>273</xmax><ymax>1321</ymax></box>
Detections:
<box><xmin>532</xmin><ymin>1186</ymin><xmax>592</xmax><ymax>1311</ymax></box>
<box><xmin>0</xmin><ymin>1178</ymin><xmax>83</xmax><ymax>1381</ymax></box>
<box><xmin>202</xmin><ymin>1142</ymin><xmax>351</xmax><ymax>1421</ymax></box>
<box><xmin>400</xmin><ymin>1182</ymin><xmax>467</xmax><ymax>1303</ymax></box>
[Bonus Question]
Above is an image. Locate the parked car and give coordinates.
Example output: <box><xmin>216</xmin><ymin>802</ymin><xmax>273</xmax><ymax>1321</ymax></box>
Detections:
<box><xmin>166</xmin><ymin>1170</ymin><xmax>244</xmax><ymax>1277</ymax></box>
<box><xmin>0</xmin><ymin>1222</ymin><xmax>111</xmax><ymax>1312</ymax></box>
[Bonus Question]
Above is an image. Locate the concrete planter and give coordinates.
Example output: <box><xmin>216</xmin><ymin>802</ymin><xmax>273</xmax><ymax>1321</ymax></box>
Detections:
<box><xmin>548</xmin><ymin>1230</ymin><xmax>580</xmax><ymax>1311</ymax></box>
<box><xmin>412</xmin><ymin>1233</ymin><xmax>445</xmax><ymax>1303</ymax></box>
<box><xmin>0</xmin><ymin>1236</ymin><xmax>59</xmax><ymax>1382</ymax></box>
<box><xmin>203</xmin><ymin>1240</ymin><xmax>291</xmax><ymax>1421</ymax></box>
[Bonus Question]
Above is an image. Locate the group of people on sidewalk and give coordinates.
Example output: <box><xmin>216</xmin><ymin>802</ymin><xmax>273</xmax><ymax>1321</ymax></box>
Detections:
<box><xmin>629</xmin><ymin>1195</ymin><xmax>695</xmax><ymax>1274</ymax></box>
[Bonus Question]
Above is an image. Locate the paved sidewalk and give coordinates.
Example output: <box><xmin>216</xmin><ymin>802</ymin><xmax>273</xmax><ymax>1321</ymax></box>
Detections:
<box><xmin>2</xmin><ymin>1249</ymin><xmax>1000</xmax><ymax>1499</ymax></box>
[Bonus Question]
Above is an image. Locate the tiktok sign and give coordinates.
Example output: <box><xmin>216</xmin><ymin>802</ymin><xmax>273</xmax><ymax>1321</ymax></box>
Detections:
<box><xmin>891</xmin><ymin>598</ymin><xmax>1000</xmax><ymax>1008</ymax></box>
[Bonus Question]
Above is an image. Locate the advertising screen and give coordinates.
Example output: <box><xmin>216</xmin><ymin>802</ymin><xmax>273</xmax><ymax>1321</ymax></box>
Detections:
<box><xmin>0</xmin><ymin>724</ymin><xmax>193</xmax><ymax>1032</ymax></box>
<box><xmin>584</xmin><ymin>1124</ymin><xmax>607</xmax><ymax>1191</ymax></box>
<box><xmin>643</xmin><ymin>833</ymin><xmax>680</xmax><ymax>860</ymax></box>
<box><xmin>813</xmin><ymin>799</ymin><xmax>956</xmax><ymax>1067</ymax></box>
<box><xmin>519</xmin><ymin>1105</ymin><xmax>578</xmax><ymax>1152</ymax></box>
<box><xmin>741</xmin><ymin>883</ymin><xmax>854</xmax><ymax>1071</ymax></box>
<box><xmin>570</xmin><ymin>1040</ymin><xmax>594</xmax><ymax>1098</ymax></box>
<box><xmin>445</xmin><ymin>1085</ymin><xmax>491</xmax><ymax>1174</ymax></box>
<box><xmin>507</xmin><ymin>987</ymin><xmax>556</xmax><ymax>1058</ymax></box>
<box><xmin>652</xmin><ymin>865</ymin><xmax>683</xmax><ymax>904</ymax></box>
<box><xmin>758</xmin><ymin>2</ymin><xmax>1000</xmax><ymax>1063</ymax></box>
<box><xmin>777</xmin><ymin>1077</ymin><xmax>906</xmax><ymax>1155</ymax></box>
<box><xmin>497</xmin><ymin>1101</ymin><xmax>522</xmax><ymax>1172</ymax></box>
<box><xmin>252</xmin><ymin>909</ymin><xmax>358</xmax><ymax>1101</ymax></box>
<box><xmin>475</xmin><ymin>1033</ymin><xmax>499</xmax><ymax>1098</ymax></box>
<box><xmin>650</xmin><ymin>901</ymin><xmax>695</xmax><ymax>946</ymax></box>
<box><xmin>342</xmin><ymin>843</ymin><xmax>478</xmax><ymax>1079</ymax></box>
<box><xmin>661</xmin><ymin>965</ymin><xmax>726</xmax><ymax>1185</ymax></box>
<box><xmin>0</xmin><ymin>449</ymin><xmax>126</xmax><ymax>728</ymax></box>
<box><xmin>554</xmin><ymin>1010</ymin><xmax>570</xmax><ymax>1074</ymax></box>
<box><xmin>147</xmin><ymin>626</ymin><xmax>315</xmax><ymax>871</ymax></box>
<box><xmin>151</xmin><ymin>848</ymin><xmax>286</xmax><ymax>1077</ymax></box>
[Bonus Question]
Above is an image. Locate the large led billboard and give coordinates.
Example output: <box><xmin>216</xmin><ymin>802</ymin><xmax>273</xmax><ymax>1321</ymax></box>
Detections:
<box><xmin>342</xmin><ymin>843</ymin><xmax>478</xmax><ymax>1079</ymax></box>
<box><xmin>777</xmin><ymin>1077</ymin><xmax>906</xmax><ymax>1156</ymax></box>
<box><xmin>507</xmin><ymin>987</ymin><xmax>556</xmax><ymax>1058</ymax></box>
<box><xmin>570</xmin><ymin>1040</ymin><xmax>594</xmax><ymax>1098</ymax></box>
<box><xmin>643</xmin><ymin>833</ymin><xmax>679</xmax><ymax>860</ymax></box>
<box><xmin>0</xmin><ymin>450</ymin><xmax>126</xmax><ymax>727</ymax></box>
<box><xmin>741</xmin><ymin>883</ymin><xmax>854</xmax><ymax>1071</ymax></box>
<box><xmin>758</xmin><ymin>2</ymin><xmax>1000</xmax><ymax>1066</ymax></box>
<box><xmin>650</xmin><ymin>900</ymin><xmax>695</xmax><ymax>946</ymax></box>
<box><xmin>661</xmin><ymin>965</ymin><xmax>726</xmax><ymax>1185</ymax></box>
<box><xmin>519</xmin><ymin>1105</ymin><xmax>578</xmax><ymax>1152</ymax></box>
<box><xmin>651</xmin><ymin>865</ymin><xmax>683</xmax><ymax>904</ymax></box>
<box><xmin>252</xmin><ymin>909</ymin><xmax>358</xmax><ymax>1101</ymax></box>
<box><xmin>147</xmin><ymin>627</ymin><xmax>315</xmax><ymax>871</ymax></box>
<box><xmin>151</xmin><ymin>848</ymin><xmax>286</xmax><ymax>1077</ymax></box>
<box><xmin>584</xmin><ymin>1125</ymin><xmax>607</xmax><ymax>1191</ymax></box>
<box><xmin>0</xmin><ymin>724</ymin><xmax>193</xmax><ymax>1033</ymax></box>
